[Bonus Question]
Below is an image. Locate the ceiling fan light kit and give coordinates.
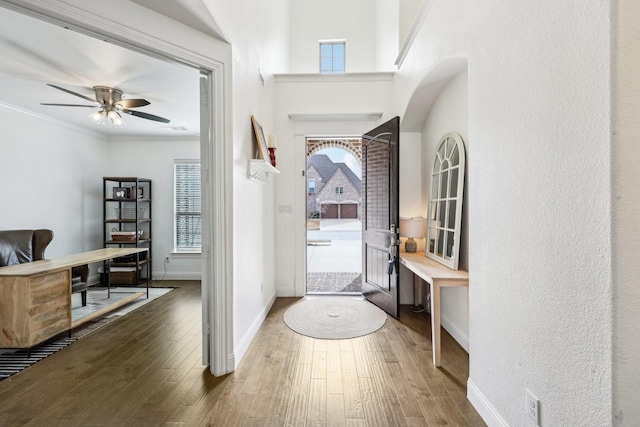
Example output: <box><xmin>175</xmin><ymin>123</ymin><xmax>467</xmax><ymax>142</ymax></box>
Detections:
<box><xmin>42</xmin><ymin>83</ymin><xmax>170</xmax><ymax>127</ymax></box>
<box><xmin>89</xmin><ymin>107</ymin><xmax>124</xmax><ymax>126</ymax></box>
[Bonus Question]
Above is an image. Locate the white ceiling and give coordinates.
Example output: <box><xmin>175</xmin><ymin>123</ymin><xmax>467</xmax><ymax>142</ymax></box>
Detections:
<box><xmin>0</xmin><ymin>6</ymin><xmax>201</xmax><ymax>137</ymax></box>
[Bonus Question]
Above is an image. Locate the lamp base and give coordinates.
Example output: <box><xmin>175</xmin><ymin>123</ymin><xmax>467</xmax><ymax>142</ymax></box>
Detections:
<box><xmin>405</xmin><ymin>237</ymin><xmax>417</xmax><ymax>253</ymax></box>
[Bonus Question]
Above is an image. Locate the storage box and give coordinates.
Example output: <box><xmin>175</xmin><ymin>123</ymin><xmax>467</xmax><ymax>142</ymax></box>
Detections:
<box><xmin>114</xmin><ymin>207</ymin><xmax>145</xmax><ymax>219</ymax></box>
<box><xmin>111</xmin><ymin>231</ymin><xmax>138</xmax><ymax>241</ymax></box>
<box><xmin>113</xmin><ymin>252</ymin><xmax>147</xmax><ymax>263</ymax></box>
<box><xmin>110</xmin><ymin>267</ymin><xmax>138</xmax><ymax>284</ymax></box>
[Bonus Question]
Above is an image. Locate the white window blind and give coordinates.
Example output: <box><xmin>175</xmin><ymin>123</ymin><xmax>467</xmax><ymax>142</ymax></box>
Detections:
<box><xmin>174</xmin><ymin>160</ymin><xmax>201</xmax><ymax>251</ymax></box>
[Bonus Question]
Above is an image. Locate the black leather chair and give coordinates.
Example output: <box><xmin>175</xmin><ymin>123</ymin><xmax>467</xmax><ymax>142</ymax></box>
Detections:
<box><xmin>0</xmin><ymin>229</ymin><xmax>89</xmax><ymax>306</ymax></box>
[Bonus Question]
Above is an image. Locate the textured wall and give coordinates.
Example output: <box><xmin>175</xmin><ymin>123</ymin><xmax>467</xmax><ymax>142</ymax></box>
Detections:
<box><xmin>422</xmin><ymin>69</ymin><xmax>470</xmax><ymax>350</ymax></box>
<box><xmin>612</xmin><ymin>0</ymin><xmax>640</xmax><ymax>424</ymax></box>
<box><xmin>394</xmin><ymin>1</ymin><xmax>612</xmax><ymax>425</ymax></box>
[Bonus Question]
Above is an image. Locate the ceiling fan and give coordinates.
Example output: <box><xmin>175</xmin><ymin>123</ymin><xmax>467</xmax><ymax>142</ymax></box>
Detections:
<box><xmin>41</xmin><ymin>83</ymin><xmax>170</xmax><ymax>126</ymax></box>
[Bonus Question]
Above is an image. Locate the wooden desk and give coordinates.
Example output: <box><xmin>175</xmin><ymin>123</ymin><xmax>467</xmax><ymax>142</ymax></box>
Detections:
<box><xmin>0</xmin><ymin>248</ymin><xmax>148</xmax><ymax>348</ymax></box>
<box><xmin>399</xmin><ymin>252</ymin><xmax>469</xmax><ymax>367</ymax></box>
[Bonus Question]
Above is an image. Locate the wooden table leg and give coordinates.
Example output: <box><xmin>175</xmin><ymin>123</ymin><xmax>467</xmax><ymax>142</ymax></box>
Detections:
<box><xmin>430</xmin><ymin>281</ymin><xmax>441</xmax><ymax>367</ymax></box>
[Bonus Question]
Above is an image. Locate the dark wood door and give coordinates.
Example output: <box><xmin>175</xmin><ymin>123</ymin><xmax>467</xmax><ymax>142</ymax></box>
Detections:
<box><xmin>361</xmin><ymin>117</ymin><xmax>400</xmax><ymax>317</ymax></box>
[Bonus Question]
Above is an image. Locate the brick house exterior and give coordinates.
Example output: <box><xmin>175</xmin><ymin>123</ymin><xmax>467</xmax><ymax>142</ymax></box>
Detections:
<box><xmin>307</xmin><ymin>154</ymin><xmax>361</xmax><ymax>219</ymax></box>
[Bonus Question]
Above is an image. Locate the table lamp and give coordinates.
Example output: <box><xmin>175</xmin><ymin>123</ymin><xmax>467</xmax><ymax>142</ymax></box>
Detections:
<box><xmin>399</xmin><ymin>217</ymin><xmax>425</xmax><ymax>253</ymax></box>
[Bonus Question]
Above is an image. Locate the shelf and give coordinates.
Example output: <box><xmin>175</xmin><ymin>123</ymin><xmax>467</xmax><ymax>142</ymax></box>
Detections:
<box><xmin>105</xmin><ymin>198</ymin><xmax>152</xmax><ymax>202</ymax></box>
<box><xmin>248</xmin><ymin>159</ymin><xmax>280</xmax><ymax>184</ymax></box>
<box><xmin>105</xmin><ymin>219</ymin><xmax>152</xmax><ymax>223</ymax></box>
<box><xmin>105</xmin><ymin>239</ymin><xmax>151</xmax><ymax>245</ymax></box>
<box><xmin>103</xmin><ymin>177</ymin><xmax>152</xmax><ymax>288</ymax></box>
<box><xmin>110</xmin><ymin>259</ymin><xmax>150</xmax><ymax>268</ymax></box>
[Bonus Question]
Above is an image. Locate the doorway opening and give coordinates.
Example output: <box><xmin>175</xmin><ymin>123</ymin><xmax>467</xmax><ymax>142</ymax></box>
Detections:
<box><xmin>305</xmin><ymin>137</ymin><xmax>363</xmax><ymax>294</ymax></box>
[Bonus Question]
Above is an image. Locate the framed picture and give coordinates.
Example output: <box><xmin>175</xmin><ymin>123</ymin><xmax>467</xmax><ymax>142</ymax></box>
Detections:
<box><xmin>251</xmin><ymin>115</ymin><xmax>268</xmax><ymax>161</ymax></box>
<box><xmin>113</xmin><ymin>187</ymin><xmax>129</xmax><ymax>199</ymax></box>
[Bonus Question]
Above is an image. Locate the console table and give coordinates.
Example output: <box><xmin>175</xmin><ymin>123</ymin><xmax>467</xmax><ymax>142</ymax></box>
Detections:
<box><xmin>399</xmin><ymin>252</ymin><xmax>469</xmax><ymax>367</ymax></box>
<box><xmin>0</xmin><ymin>248</ymin><xmax>148</xmax><ymax>348</ymax></box>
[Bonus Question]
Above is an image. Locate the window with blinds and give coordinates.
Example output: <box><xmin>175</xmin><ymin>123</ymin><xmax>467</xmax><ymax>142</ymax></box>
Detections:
<box><xmin>174</xmin><ymin>160</ymin><xmax>201</xmax><ymax>251</ymax></box>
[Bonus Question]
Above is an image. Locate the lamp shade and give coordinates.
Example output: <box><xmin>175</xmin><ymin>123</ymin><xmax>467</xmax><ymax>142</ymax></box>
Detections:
<box><xmin>399</xmin><ymin>217</ymin><xmax>425</xmax><ymax>238</ymax></box>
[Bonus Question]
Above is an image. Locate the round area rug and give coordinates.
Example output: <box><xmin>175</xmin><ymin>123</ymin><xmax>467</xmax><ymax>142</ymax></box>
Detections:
<box><xmin>283</xmin><ymin>297</ymin><xmax>387</xmax><ymax>339</ymax></box>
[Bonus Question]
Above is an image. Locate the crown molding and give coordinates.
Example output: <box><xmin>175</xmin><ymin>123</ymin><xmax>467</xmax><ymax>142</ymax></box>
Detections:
<box><xmin>0</xmin><ymin>100</ymin><xmax>105</xmax><ymax>138</ymax></box>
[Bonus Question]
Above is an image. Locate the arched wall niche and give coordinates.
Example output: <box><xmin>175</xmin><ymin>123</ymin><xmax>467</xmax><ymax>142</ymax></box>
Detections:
<box><xmin>400</xmin><ymin>57</ymin><xmax>468</xmax><ymax>132</ymax></box>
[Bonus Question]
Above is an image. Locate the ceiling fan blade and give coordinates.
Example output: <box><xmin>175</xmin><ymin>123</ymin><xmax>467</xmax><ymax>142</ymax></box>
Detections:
<box><xmin>115</xmin><ymin>99</ymin><xmax>150</xmax><ymax>108</ymax></box>
<box><xmin>46</xmin><ymin>83</ymin><xmax>97</xmax><ymax>103</ymax></box>
<box><xmin>123</xmin><ymin>109</ymin><xmax>170</xmax><ymax>123</ymax></box>
<box><xmin>40</xmin><ymin>103</ymin><xmax>97</xmax><ymax>107</ymax></box>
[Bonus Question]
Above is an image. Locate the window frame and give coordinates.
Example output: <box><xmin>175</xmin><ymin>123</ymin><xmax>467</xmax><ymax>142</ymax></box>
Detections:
<box><xmin>319</xmin><ymin>40</ymin><xmax>346</xmax><ymax>74</ymax></box>
<box><xmin>174</xmin><ymin>159</ymin><xmax>202</xmax><ymax>253</ymax></box>
<box><xmin>425</xmin><ymin>133</ymin><xmax>466</xmax><ymax>270</ymax></box>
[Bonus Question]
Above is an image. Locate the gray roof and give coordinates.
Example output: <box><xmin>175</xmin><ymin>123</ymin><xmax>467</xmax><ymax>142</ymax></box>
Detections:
<box><xmin>307</xmin><ymin>154</ymin><xmax>361</xmax><ymax>191</ymax></box>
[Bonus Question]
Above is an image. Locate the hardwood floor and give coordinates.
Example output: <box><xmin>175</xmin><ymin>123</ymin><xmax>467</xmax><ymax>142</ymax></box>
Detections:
<box><xmin>0</xmin><ymin>281</ymin><xmax>485</xmax><ymax>426</ymax></box>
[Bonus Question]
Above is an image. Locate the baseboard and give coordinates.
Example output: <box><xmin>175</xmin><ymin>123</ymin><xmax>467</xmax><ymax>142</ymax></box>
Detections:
<box><xmin>467</xmin><ymin>378</ymin><xmax>509</xmax><ymax>427</ymax></box>
<box><xmin>234</xmin><ymin>289</ymin><xmax>277</xmax><ymax>367</ymax></box>
<box><xmin>441</xmin><ymin>313</ymin><xmax>469</xmax><ymax>352</ymax></box>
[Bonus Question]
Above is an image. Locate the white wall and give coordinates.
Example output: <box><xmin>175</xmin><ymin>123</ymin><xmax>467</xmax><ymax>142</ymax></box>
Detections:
<box><xmin>289</xmin><ymin>0</ymin><xmax>377</xmax><ymax>73</ymax></box>
<box><xmin>273</xmin><ymin>75</ymin><xmax>395</xmax><ymax>297</ymax></box>
<box><xmin>421</xmin><ymin>69</ymin><xmax>469</xmax><ymax>351</ymax></box>
<box><xmin>107</xmin><ymin>137</ymin><xmax>201</xmax><ymax>281</ymax></box>
<box><xmin>0</xmin><ymin>106</ymin><xmax>202</xmax><ymax>282</ymax></box>
<box><xmin>0</xmin><ymin>106</ymin><xmax>107</xmax><ymax>259</ymax></box>
<box><xmin>398</xmin><ymin>131</ymin><xmax>423</xmax><ymax>305</ymax></box>
<box><xmin>376</xmin><ymin>0</ymin><xmax>399</xmax><ymax>71</ymax></box>
<box><xmin>395</xmin><ymin>1</ymin><xmax>612</xmax><ymax>425</ymax></box>
<box><xmin>208</xmin><ymin>0</ymin><xmax>290</xmax><ymax>363</ymax></box>
<box><xmin>612</xmin><ymin>0</ymin><xmax>640</xmax><ymax>423</ymax></box>
<box><xmin>399</xmin><ymin>0</ymin><xmax>421</xmax><ymax>49</ymax></box>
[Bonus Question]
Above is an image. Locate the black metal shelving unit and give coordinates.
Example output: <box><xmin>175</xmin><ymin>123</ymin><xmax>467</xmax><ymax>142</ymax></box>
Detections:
<box><xmin>103</xmin><ymin>177</ymin><xmax>152</xmax><ymax>291</ymax></box>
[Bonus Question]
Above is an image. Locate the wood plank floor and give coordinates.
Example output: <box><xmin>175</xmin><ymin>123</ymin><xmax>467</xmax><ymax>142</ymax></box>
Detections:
<box><xmin>0</xmin><ymin>281</ymin><xmax>485</xmax><ymax>426</ymax></box>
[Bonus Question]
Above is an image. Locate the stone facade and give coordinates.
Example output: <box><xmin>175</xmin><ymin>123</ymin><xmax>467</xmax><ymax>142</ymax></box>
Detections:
<box><xmin>306</xmin><ymin>154</ymin><xmax>361</xmax><ymax>219</ymax></box>
<box><xmin>315</xmin><ymin>168</ymin><xmax>361</xmax><ymax>218</ymax></box>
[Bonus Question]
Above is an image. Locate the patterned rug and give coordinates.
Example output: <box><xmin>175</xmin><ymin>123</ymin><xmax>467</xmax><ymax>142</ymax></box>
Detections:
<box><xmin>0</xmin><ymin>286</ymin><xmax>172</xmax><ymax>381</ymax></box>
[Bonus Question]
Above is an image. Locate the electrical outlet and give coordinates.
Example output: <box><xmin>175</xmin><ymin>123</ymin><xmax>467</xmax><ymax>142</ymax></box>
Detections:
<box><xmin>261</xmin><ymin>283</ymin><xmax>264</xmax><ymax>294</ymax></box>
<box><xmin>526</xmin><ymin>389</ymin><xmax>540</xmax><ymax>425</ymax></box>
<box><xmin>164</xmin><ymin>256</ymin><xmax>170</xmax><ymax>264</ymax></box>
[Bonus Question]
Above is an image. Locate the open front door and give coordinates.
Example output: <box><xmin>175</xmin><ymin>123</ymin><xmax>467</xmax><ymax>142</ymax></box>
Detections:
<box><xmin>362</xmin><ymin>117</ymin><xmax>400</xmax><ymax>317</ymax></box>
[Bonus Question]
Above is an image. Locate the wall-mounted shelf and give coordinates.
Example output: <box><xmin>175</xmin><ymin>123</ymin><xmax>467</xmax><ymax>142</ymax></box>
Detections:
<box><xmin>248</xmin><ymin>159</ymin><xmax>280</xmax><ymax>184</ymax></box>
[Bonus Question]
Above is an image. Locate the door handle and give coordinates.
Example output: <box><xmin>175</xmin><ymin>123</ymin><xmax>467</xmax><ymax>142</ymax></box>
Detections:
<box><xmin>388</xmin><ymin>224</ymin><xmax>398</xmax><ymax>274</ymax></box>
